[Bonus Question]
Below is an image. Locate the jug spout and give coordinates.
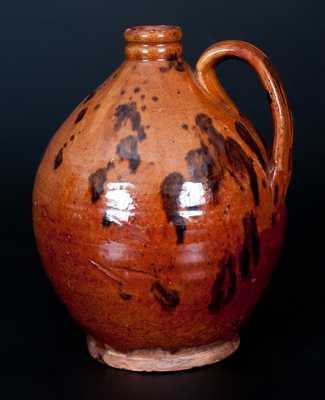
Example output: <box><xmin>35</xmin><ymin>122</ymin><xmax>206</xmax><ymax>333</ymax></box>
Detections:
<box><xmin>124</xmin><ymin>25</ymin><xmax>183</xmax><ymax>61</ymax></box>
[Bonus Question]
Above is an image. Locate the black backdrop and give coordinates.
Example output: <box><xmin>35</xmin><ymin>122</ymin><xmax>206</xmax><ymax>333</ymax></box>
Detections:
<box><xmin>1</xmin><ymin>1</ymin><xmax>324</xmax><ymax>399</ymax></box>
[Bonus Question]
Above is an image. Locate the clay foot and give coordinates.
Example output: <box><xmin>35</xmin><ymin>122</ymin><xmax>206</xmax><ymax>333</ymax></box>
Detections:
<box><xmin>87</xmin><ymin>334</ymin><xmax>240</xmax><ymax>372</ymax></box>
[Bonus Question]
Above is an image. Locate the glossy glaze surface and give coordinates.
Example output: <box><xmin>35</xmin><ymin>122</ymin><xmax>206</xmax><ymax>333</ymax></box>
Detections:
<box><xmin>33</xmin><ymin>25</ymin><xmax>293</xmax><ymax>353</ymax></box>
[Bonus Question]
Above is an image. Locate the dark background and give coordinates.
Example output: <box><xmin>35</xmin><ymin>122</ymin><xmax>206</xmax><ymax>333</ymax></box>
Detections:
<box><xmin>1</xmin><ymin>1</ymin><xmax>324</xmax><ymax>398</ymax></box>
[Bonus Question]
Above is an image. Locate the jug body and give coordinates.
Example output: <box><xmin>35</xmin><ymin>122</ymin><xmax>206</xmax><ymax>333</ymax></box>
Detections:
<box><xmin>33</xmin><ymin>25</ymin><xmax>293</xmax><ymax>371</ymax></box>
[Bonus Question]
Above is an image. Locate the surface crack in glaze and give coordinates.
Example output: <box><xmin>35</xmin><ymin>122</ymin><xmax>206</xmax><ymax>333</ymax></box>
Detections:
<box><xmin>88</xmin><ymin>260</ymin><xmax>124</xmax><ymax>285</ymax></box>
<box><xmin>89</xmin><ymin>260</ymin><xmax>157</xmax><ymax>281</ymax></box>
<box><xmin>102</xmin><ymin>264</ymin><xmax>157</xmax><ymax>279</ymax></box>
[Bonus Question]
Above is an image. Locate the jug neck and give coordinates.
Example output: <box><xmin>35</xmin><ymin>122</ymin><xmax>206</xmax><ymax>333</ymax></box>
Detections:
<box><xmin>124</xmin><ymin>25</ymin><xmax>183</xmax><ymax>61</ymax></box>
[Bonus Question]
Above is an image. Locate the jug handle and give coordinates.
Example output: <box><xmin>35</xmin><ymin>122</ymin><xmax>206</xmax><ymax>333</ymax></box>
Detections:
<box><xmin>195</xmin><ymin>40</ymin><xmax>293</xmax><ymax>205</ymax></box>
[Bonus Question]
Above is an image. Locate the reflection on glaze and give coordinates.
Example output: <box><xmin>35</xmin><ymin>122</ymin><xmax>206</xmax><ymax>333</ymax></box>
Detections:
<box><xmin>178</xmin><ymin>269</ymin><xmax>207</xmax><ymax>281</ymax></box>
<box><xmin>176</xmin><ymin>242</ymin><xmax>207</xmax><ymax>264</ymax></box>
<box><xmin>99</xmin><ymin>241</ymin><xmax>129</xmax><ymax>262</ymax></box>
<box><xmin>178</xmin><ymin>181</ymin><xmax>205</xmax><ymax>219</ymax></box>
<box><xmin>103</xmin><ymin>182</ymin><xmax>135</xmax><ymax>225</ymax></box>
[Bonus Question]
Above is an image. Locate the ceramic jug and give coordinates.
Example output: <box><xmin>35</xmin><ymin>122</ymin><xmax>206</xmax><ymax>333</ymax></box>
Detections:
<box><xmin>33</xmin><ymin>25</ymin><xmax>293</xmax><ymax>372</ymax></box>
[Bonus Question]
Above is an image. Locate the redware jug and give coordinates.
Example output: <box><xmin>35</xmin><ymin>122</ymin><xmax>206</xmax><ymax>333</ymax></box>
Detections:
<box><xmin>33</xmin><ymin>25</ymin><xmax>293</xmax><ymax>371</ymax></box>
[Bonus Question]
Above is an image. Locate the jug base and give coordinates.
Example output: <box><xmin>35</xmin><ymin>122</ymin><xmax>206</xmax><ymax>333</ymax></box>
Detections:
<box><xmin>87</xmin><ymin>334</ymin><xmax>240</xmax><ymax>372</ymax></box>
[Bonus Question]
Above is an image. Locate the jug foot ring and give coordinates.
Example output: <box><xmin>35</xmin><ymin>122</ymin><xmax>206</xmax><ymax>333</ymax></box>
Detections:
<box><xmin>87</xmin><ymin>334</ymin><xmax>240</xmax><ymax>372</ymax></box>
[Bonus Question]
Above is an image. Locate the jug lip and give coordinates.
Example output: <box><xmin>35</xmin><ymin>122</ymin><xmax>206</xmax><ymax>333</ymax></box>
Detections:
<box><xmin>124</xmin><ymin>25</ymin><xmax>182</xmax><ymax>44</ymax></box>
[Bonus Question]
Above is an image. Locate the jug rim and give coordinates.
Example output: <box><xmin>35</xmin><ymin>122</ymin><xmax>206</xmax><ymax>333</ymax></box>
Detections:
<box><xmin>124</xmin><ymin>25</ymin><xmax>182</xmax><ymax>44</ymax></box>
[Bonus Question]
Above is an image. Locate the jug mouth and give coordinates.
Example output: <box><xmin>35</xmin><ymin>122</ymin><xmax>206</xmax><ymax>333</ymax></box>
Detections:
<box><xmin>124</xmin><ymin>25</ymin><xmax>182</xmax><ymax>44</ymax></box>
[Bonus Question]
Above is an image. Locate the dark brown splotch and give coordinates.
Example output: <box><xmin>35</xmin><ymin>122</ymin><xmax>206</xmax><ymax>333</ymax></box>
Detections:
<box><xmin>159</xmin><ymin>66</ymin><xmax>170</xmax><ymax>73</ymax></box>
<box><xmin>54</xmin><ymin>148</ymin><xmax>63</xmax><ymax>170</ymax></box>
<box><xmin>175</xmin><ymin>63</ymin><xmax>185</xmax><ymax>72</ymax></box>
<box><xmin>141</xmin><ymin>105</ymin><xmax>146</xmax><ymax>112</ymax></box>
<box><xmin>102</xmin><ymin>212</ymin><xmax>111</xmax><ymax>227</ymax></box>
<box><xmin>240</xmin><ymin>212</ymin><xmax>260</xmax><ymax>280</ymax></box>
<box><xmin>185</xmin><ymin>145</ymin><xmax>219</xmax><ymax>200</ymax></box>
<box><xmin>225</xmin><ymin>257</ymin><xmax>237</xmax><ymax>301</ymax></box>
<box><xmin>240</xmin><ymin>232</ymin><xmax>250</xmax><ymax>280</ymax></box>
<box><xmin>248</xmin><ymin>212</ymin><xmax>260</xmax><ymax>266</ymax></box>
<box><xmin>116</xmin><ymin>135</ymin><xmax>140</xmax><ymax>173</ymax></box>
<box><xmin>274</xmin><ymin>184</ymin><xmax>279</xmax><ymax>205</ymax></box>
<box><xmin>83</xmin><ymin>91</ymin><xmax>96</xmax><ymax>104</ymax></box>
<box><xmin>181</xmin><ymin>123</ymin><xmax>188</xmax><ymax>130</ymax></box>
<box><xmin>262</xmin><ymin>179</ymin><xmax>266</xmax><ymax>188</ymax></box>
<box><xmin>94</xmin><ymin>104</ymin><xmax>101</xmax><ymax>111</ymax></box>
<box><xmin>195</xmin><ymin>114</ymin><xmax>226</xmax><ymax>157</ymax></box>
<box><xmin>160</xmin><ymin>172</ymin><xmax>186</xmax><ymax>244</ymax></box>
<box><xmin>89</xmin><ymin>168</ymin><xmax>107</xmax><ymax>202</ymax></box>
<box><xmin>88</xmin><ymin>161</ymin><xmax>115</xmax><ymax>204</ymax></box>
<box><xmin>195</xmin><ymin>116</ymin><xmax>227</xmax><ymax>181</ymax></box>
<box><xmin>106</xmin><ymin>161</ymin><xmax>114</xmax><ymax>171</ymax></box>
<box><xmin>120</xmin><ymin>89</ymin><xmax>126</xmax><ymax>95</ymax></box>
<box><xmin>208</xmin><ymin>255</ymin><xmax>236</xmax><ymax>313</ymax></box>
<box><xmin>152</xmin><ymin>96</ymin><xmax>158</xmax><ymax>102</ymax></box>
<box><xmin>257</xmin><ymin>127</ymin><xmax>269</xmax><ymax>154</ymax></box>
<box><xmin>88</xmin><ymin>162</ymin><xmax>115</xmax><ymax>223</ymax></box>
<box><xmin>272</xmin><ymin>213</ymin><xmax>276</xmax><ymax>229</ymax></box>
<box><xmin>186</xmin><ymin>147</ymin><xmax>214</xmax><ymax>180</ymax></box>
<box><xmin>151</xmin><ymin>281</ymin><xmax>180</xmax><ymax>311</ymax></box>
<box><xmin>177</xmin><ymin>90</ymin><xmax>181</xmax><ymax>94</ymax></box>
<box><xmin>195</xmin><ymin>113</ymin><xmax>260</xmax><ymax>207</ymax></box>
<box><xmin>140</xmin><ymin>94</ymin><xmax>145</xmax><ymax>100</ymax></box>
<box><xmin>159</xmin><ymin>53</ymin><xmax>185</xmax><ymax>73</ymax></box>
<box><xmin>63</xmin><ymin>142</ymin><xmax>67</xmax><ymax>148</ymax></box>
<box><xmin>225</xmin><ymin>138</ymin><xmax>260</xmax><ymax>207</ymax></box>
<box><xmin>224</xmin><ymin>138</ymin><xmax>247</xmax><ymax>175</ymax></box>
<box><xmin>114</xmin><ymin>102</ymin><xmax>146</xmax><ymax>141</ymax></box>
<box><xmin>134</xmin><ymin>87</ymin><xmax>140</xmax><ymax>93</ymax></box>
<box><xmin>75</xmin><ymin>108</ymin><xmax>87</xmax><ymax>124</ymax></box>
<box><xmin>70</xmin><ymin>134</ymin><xmax>75</xmax><ymax>142</ymax></box>
<box><xmin>235</xmin><ymin>121</ymin><xmax>266</xmax><ymax>170</ymax></box>
<box><xmin>114</xmin><ymin>103</ymin><xmax>139</xmax><ymax>130</ymax></box>
<box><xmin>120</xmin><ymin>292</ymin><xmax>133</xmax><ymax>301</ymax></box>
<box><xmin>167</xmin><ymin>53</ymin><xmax>185</xmax><ymax>72</ymax></box>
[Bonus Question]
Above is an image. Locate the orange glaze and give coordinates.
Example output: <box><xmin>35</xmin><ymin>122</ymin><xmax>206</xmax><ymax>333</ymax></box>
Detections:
<box><xmin>33</xmin><ymin>25</ymin><xmax>293</xmax><ymax>358</ymax></box>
